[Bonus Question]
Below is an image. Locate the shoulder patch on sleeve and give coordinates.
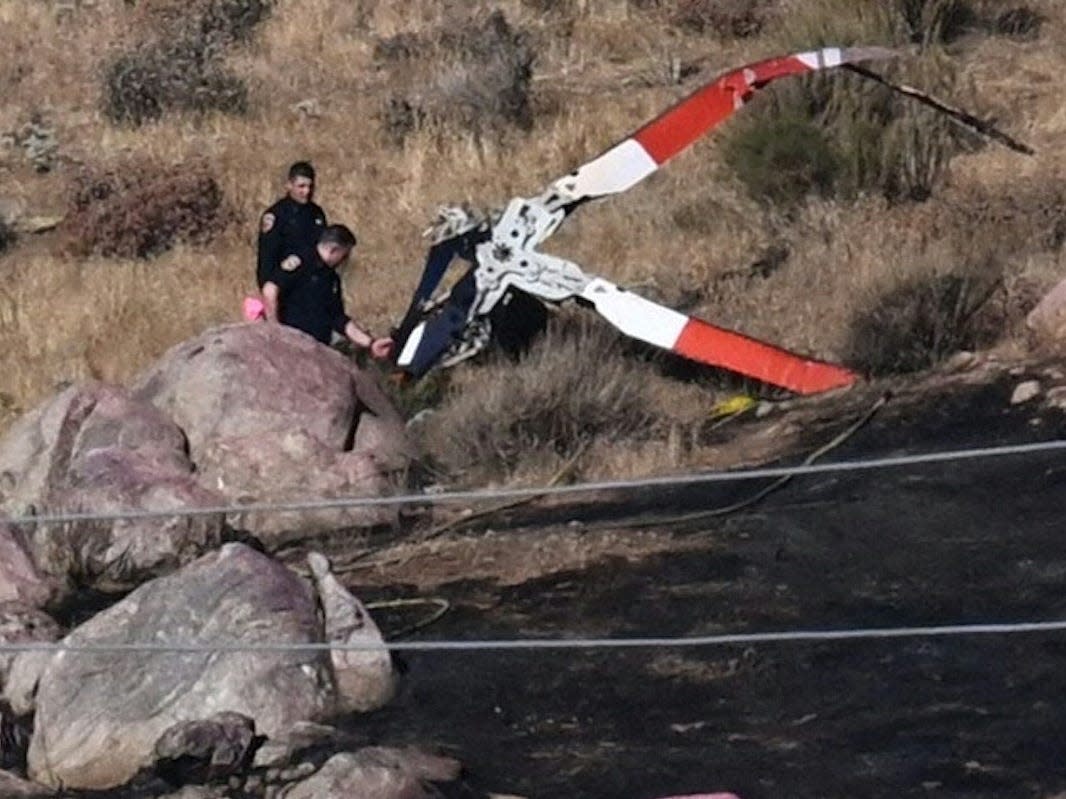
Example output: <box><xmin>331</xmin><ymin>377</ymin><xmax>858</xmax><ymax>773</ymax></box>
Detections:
<box><xmin>261</xmin><ymin>212</ymin><xmax>276</xmax><ymax>233</ymax></box>
<box><xmin>281</xmin><ymin>255</ymin><xmax>301</xmax><ymax>272</ymax></box>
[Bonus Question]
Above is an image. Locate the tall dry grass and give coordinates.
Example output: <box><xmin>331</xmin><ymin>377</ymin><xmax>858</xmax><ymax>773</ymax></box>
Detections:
<box><xmin>1</xmin><ymin>0</ymin><xmax>1064</xmax><ymax>482</ymax></box>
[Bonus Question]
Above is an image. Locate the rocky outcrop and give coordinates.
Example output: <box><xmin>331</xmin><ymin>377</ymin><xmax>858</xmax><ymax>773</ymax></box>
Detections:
<box><xmin>308</xmin><ymin>552</ymin><xmax>396</xmax><ymax>713</ymax></box>
<box><xmin>35</xmin><ymin>447</ymin><xmax>225</xmax><ymax>593</ymax></box>
<box><xmin>132</xmin><ymin>323</ymin><xmax>415</xmax><ymax>543</ymax></box>
<box><xmin>0</xmin><ymin>382</ymin><xmax>190</xmax><ymax>517</ymax></box>
<box><xmin>21</xmin><ymin>544</ymin><xmax>334</xmax><ymax>790</ymax></box>
<box><xmin>0</xmin><ymin>383</ymin><xmax>225</xmax><ymax>595</ymax></box>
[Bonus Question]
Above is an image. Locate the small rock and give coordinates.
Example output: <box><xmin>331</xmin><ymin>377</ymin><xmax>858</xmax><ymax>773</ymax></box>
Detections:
<box><xmin>1046</xmin><ymin>386</ymin><xmax>1066</xmax><ymax>411</ymax></box>
<box><xmin>1010</xmin><ymin>380</ymin><xmax>1041</xmax><ymax>405</ymax></box>
<box><xmin>278</xmin><ymin>748</ymin><xmax>461</xmax><ymax>799</ymax></box>
<box><xmin>0</xmin><ymin>197</ymin><xmax>23</xmax><ymax>225</ymax></box>
<box><xmin>945</xmin><ymin>350</ymin><xmax>978</xmax><ymax>372</ymax></box>
<box><xmin>307</xmin><ymin>552</ymin><xmax>396</xmax><ymax>712</ymax></box>
<box><xmin>252</xmin><ymin>722</ymin><xmax>338</xmax><ymax>769</ymax></box>
<box><xmin>14</xmin><ymin>216</ymin><xmax>63</xmax><ymax>235</ymax></box>
<box><xmin>0</xmin><ymin>770</ymin><xmax>52</xmax><ymax>797</ymax></box>
<box><xmin>278</xmin><ymin>761</ymin><xmax>316</xmax><ymax>782</ymax></box>
<box><xmin>291</xmin><ymin>99</ymin><xmax>321</xmax><ymax>119</ymax></box>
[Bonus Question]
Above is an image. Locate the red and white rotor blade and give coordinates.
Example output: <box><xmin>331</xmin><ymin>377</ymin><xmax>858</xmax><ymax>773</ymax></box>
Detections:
<box><xmin>580</xmin><ymin>278</ymin><xmax>857</xmax><ymax>395</ymax></box>
<box><xmin>554</xmin><ymin>46</ymin><xmax>899</xmax><ymax>202</ymax></box>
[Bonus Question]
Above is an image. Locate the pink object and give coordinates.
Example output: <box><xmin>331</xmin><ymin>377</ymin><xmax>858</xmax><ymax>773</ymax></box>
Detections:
<box><xmin>243</xmin><ymin>296</ymin><xmax>266</xmax><ymax>321</ymax></box>
<box><xmin>656</xmin><ymin>795</ymin><xmax>741</xmax><ymax>799</ymax></box>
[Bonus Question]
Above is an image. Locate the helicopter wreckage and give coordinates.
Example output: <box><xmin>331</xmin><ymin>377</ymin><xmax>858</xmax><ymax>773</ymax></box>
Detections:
<box><xmin>391</xmin><ymin>46</ymin><xmax>1032</xmax><ymax>395</ymax></box>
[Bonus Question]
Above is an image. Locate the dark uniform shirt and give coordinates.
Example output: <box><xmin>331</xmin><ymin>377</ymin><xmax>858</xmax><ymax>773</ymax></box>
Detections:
<box><xmin>273</xmin><ymin>246</ymin><xmax>351</xmax><ymax>345</ymax></box>
<box><xmin>256</xmin><ymin>196</ymin><xmax>327</xmax><ymax>288</ymax></box>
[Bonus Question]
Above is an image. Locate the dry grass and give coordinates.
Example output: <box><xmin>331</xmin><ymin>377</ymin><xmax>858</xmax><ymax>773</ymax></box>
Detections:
<box><xmin>1</xmin><ymin>0</ymin><xmax>1065</xmax><ymax>478</ymax></box>
<box><xmin>418</xmin><ymin>314</ymin><xmax>660</xmax><ymax>485</ymax></box>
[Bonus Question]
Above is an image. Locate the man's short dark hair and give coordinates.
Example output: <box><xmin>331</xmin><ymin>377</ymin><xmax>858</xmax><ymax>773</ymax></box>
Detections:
<box><xmin>288</xmin><ymin>161</ymin><xmax>316</xmax><ymax>181</ymax></box>
<box><xmin>319</xmin><ymin>224</ymin><xmax>357</xmax><ymax>249</ymax></box>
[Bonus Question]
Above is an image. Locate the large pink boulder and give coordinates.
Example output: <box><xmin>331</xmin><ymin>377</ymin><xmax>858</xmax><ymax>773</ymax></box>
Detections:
<box><xmin>133</xmin><ymin>324</ymin><xmax>416</xmax><ymax>544</ymax></box>
<box><xmin>0</xmin><ymin>383</ymin><xmax>225</xmax><ymax>595</ymax></box>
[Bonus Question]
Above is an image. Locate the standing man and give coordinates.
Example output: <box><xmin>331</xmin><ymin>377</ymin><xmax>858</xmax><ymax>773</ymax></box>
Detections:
<box><xmin>265</xmin><ymin>224</ymin><xmax>394</xmax><ymax>360</ymax></box>
<box><xmin>257</xmin><ymin>161</ymin><xmax>327</xmax><ymax>319</ymax></box>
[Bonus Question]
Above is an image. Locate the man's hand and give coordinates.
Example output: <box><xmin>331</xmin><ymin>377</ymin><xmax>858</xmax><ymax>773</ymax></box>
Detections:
<box><xmin>370</xmin><ymin>337</ymin><xmax>395</xmax><ymax>361</ymax></box>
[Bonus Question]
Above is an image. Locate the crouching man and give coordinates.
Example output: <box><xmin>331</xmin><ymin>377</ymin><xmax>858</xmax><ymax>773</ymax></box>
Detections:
<box><xmin>263</xmin><ymin>223</ymin><xmax>394</xmax><ymax>360</ymax></box>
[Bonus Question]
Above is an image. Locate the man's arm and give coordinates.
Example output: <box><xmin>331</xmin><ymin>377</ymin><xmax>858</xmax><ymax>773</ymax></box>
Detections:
<box><xmin>343</xmin><ymin>319</ymin><xmax>394</xmax><ymax>360</ymax></box>
<box><xmin>329</xmin><ymin>275</ymin><xmax>393</xmax><ymax>359</ymax></box>
<box><xmin>263</xmin><ymin>254</ymin><xmax>302</xmax><ymax>322</ymax></box>
<box><xmin>261</xmin><ymin>281</ymin><xmax>280</xmax><ymax>321</ymax></box>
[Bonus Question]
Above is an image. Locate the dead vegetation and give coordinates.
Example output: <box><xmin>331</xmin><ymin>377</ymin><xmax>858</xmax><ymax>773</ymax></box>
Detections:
<box><xmin>420</xmin><ymin>315</ymin><xmax>660</xmax><ymax>484</ymax></box>
<box><xmin>374</xmin><ymin>10</ymin><xmax>536</xmax><ymax>143</ymax></box>
<box><xmin>634</xmin><ymin>0</ymin><xmax>773</xmax><ymax>37</ymax></box>
<box><xmin>103</xmin><ymin>0</ymin><xmax>271</xmax><ymax>125</ymax></box>
<box><xmin>63</xmin><ymin>159</ymin><xmax>234</xmax><ymax>259</ymax></box>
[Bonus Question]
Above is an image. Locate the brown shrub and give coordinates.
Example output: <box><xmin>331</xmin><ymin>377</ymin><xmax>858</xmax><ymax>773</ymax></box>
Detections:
<box><xmin>103</xmin><ymin>0</ymin><xmax>271</xmax><ymax>125</ymax></box>
<box><xmin>375</xmin><ymin>10</ymin><xmax>535</xmax><ymax>144</ymax></box>
<box><xmin>64</xmin><ymin>160</ymin><xmax>234</xmax><ymax>259</ymax></box>
<box><xmin>420</xmin><ymin>314</ymin><xmax>658</xmax><ymax>484</ymax></box>
<box><xmin>668</xmin><ymin>0</ymin><xmax>770</xmax><ymax>37</ymax></box>
<box><xmin>845</xmin><ymin>266</ymin><xmax>1004</xmax><ymax>376</ymax></box>
<box><xmin>991</xmin><ymin>5</ymin><xmax>1043</xmax><ymax>39</ymax></box>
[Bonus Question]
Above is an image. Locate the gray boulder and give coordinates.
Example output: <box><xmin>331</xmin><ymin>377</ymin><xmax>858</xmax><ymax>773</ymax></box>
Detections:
<box><xmin>23</xmin><ymin>544</ymin><xmax>334</xmax><ymax>790</ymax></box>
<box><xmin>279</xmin><ymin>748</ymin><xmax>461</xmax><ymax>799</ymax></box>
<box><xmin>132</xmin><ymin>323</ymin><xmax>415</xmax><ymax>543</ymax></box>
<box><xmin>35</xmin><ymin>447</ymin><xmax>225</xmax><ymax>593</ymax></box>
<box><xmin>0</xmin><ymin>381</ymin><xmax>189</xmax><ymax>517</ymax></box>
<box><xmin>308</xmin><ymin>552</ymin><xmax>396</xmax><ymax>712</ymax></box>
<box><xmin>0</xmin><ymin>383</ymin><xmax>225</xmax><ymax>595</ymax></box>
<box><xmin>201</xmin><ymin>431</ymin><xmax>394</xmax><ymax>546</ymax></box>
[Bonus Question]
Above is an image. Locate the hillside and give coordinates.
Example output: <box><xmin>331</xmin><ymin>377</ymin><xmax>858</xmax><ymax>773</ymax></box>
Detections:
<box><xmin>1</xmin><ymin>0</ymin><xmax>1065</xmax><ymax>485</ymax></box>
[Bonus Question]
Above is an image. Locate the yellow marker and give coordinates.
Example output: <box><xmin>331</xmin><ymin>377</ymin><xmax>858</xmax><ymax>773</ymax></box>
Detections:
<box><xmin>710</xmin><ymin>394</ymin><xmax>757</xmax><ymax>418</ymax></box>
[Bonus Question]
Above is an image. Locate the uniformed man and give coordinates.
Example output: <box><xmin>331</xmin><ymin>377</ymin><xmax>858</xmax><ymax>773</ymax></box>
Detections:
<box><xmin>257</xmin><ymin>161</ymin><xmax>327</xmax><ymax>318</ymax></box>
<box><xmin>264</xmin><ymin>223</ymin><xmax>394</xmax><ymax>360</ymax></box>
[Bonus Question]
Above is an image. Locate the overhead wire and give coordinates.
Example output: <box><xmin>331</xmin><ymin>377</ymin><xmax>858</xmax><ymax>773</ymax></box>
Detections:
<box><xmin>4</xmin><ymin>437</ymin><xmax>1065</xmax><ymax>528</ymax></box>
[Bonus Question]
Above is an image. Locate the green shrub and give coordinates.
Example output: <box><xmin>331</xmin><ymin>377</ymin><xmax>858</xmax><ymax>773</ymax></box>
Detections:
<box><xmin>721</xmin><ymin>0</ymin><xmax>978</xmax><ymax>206</ymax></box>
<box><xmin>721</xmin><ymin>113</ymin><xmax>840</xmax><ymax>208</ymax></box>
